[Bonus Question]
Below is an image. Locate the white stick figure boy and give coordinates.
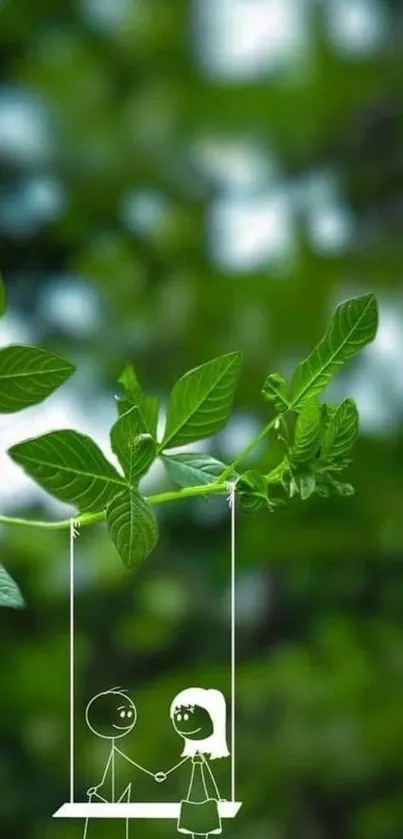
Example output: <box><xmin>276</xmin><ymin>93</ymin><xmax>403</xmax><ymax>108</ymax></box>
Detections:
<box><xmin>84</xmin><ymin>687</ymin><xmax>153</xmax><ymax>838</ymax></box>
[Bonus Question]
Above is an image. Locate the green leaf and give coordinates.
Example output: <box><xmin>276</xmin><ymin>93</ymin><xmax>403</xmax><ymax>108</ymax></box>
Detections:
<box><xmin>162</xmin><ymin>452</ymin><xmax>227</xmax><ymax>488</ymax></box>
<box><xmin>111</xmin><ymin>406</ymin><xmax>144</xmax><ymax>451</ymax></box>
<box><xmin>333</xmin><ymin>481</ymin><xmax>355</xmax><ymax>497</ymax></box>
<box><xmin>297</xmin><ymin>473</ymin><xmax>317</xmax><ymax>500</ymax></box>
<box><xmin>110</xmin><ymin>407</ymin><xmax>156</xmax><ymax>482</ymax></box>
<box><xmin>238</xmin><ymin>470</ymin><xmax>269</xmax><ymax>513</ymax></box>
<box><xmin>0</xmin><ymin>273</ymin><xmax>6</xmax><ymax>318</ymax></box>
<box><xmin>128</xmin><ymin>435</ymin><xmax>156</xmax><ymax>482</ymax></box>
<box><xmin>322</xmin><ymin>399</ymin><xmax>359</xmax><ymax>460</ymax></box>
<box><xmin>8</xmin><ymin>430</ymin><xmax>127</xmax><ymax>512</ymax></box>
<box><xmin>0</xmin><ymin>346</ymin><xmax>76</xmax><ymax>413</ymax></box>
<box><xmin>118</xmin><ymin>362</ymin><xmax>140</xmax><ymax>395</ymax></box>
<box><xmin>107</xmin><ymin>489</ymin><xmax>158</xmax><ymax>569</ymax></box>
<box><xmin>162</xmin><ymin>352</ymin><xmax>242</xmax><ymax>449</ymax></box>
<box><xmin>262</xmin><ymin>373</ymin><xmax>290</xmax><ymax>412</ymax></box>
<box><xmin>292</xmin><ymin>398</ymin><xmax>321</xmax><ymax>464</ymax></box>
<box><xmin>116</xmin><ymin>363</ymin><xmax>158</xmax><ymax>438</ymax></box>
<box><xmin>325</xmin><ymin>457</ymin><xmax>352</xmax><ymax>473</ymax></box>
<box><xmin>321</xmin><ymin>403</ymin><xmax>339</xmax><ymax>425</ymax></box>
<box><xmin>0</xmin><ymin>565</ymin><xmax>24</xmax><ymax>608</ymax></box>
<box><xmin>291</xmin><ymin>294</ymin><xmax>378</xmax><ymax>409</ymax></box>
<box><xmin>266</xmin><ymin>458</ymin><xmax>289</xmax><ymax>485</ymax></box>
<box><xmin>138</xmin><ymin>395</ymin><xmax>158</xmax><ymax>438</ymax></box>
<box><xmin>316</xmin><ymin>475</ymin><xmax>355</xmax><ymax>498</ymax></box>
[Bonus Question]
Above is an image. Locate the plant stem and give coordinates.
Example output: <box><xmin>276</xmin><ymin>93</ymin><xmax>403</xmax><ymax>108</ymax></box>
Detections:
<box><xmin>148</xmin><ymin>482</ymin><xmax>228</xmax><ymax>505</ymax></box>
<box><xmin>0</xmin><ymin>481</ymin><xmax>229</xmax><ymax>532</ymax></box>
<box><xmin>0</xmin><ymin>514</ymin><xmax>78</xmax><ymax>531</ymax></box>
<box><xmin>0</xmin><ymin>417</ymin><xmax>280</xmax><ymax>532</ymax></box>
<box><xmin>220</xmin><ymin>417</ymin><xmax>277</xmax><ymax>481</ymax></box>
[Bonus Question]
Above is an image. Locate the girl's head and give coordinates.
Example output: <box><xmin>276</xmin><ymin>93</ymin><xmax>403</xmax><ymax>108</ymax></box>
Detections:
<box><xmin>170</xmin><ymin>687</ymin><xmax>230</xmax><ymax>760</ymax></box>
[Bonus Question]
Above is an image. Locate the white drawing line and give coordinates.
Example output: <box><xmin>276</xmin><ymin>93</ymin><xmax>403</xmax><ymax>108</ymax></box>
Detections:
<box><xmin>84</xmin><ymin>688</ymin><xmax>141</xmax><ymax>839</ymax></box>
<box><xmin>202</xmin><ymin>753</ymin><xmax>221</xmax><ymax>800</ymax></box>
<box><xmin>227</xmin><ymin>481</ymin><xmax>236</xmax><ymax>802</ymax></box>
<box><xmin>57</xmin><ymin>490</ymin><xmax>242</xmax><ymax>822</ymax></box>
<box><xmin>168</xmin><ymin>685</ymin><xmax>229</xmax><ymax>833</ymax></box>
<box><xmin>170</xmin><ymin>687</ymin><xmax>230</xmax><ymax>759</ymax></box>
<box><xmin>54</xmin><ymin>802</ymin><xmax>243</xmax><ymax>819</ymax></box>
<box><xmin>69</xmin><ymin>518</ymin><xmax>79</xmax><ymax>803</ymax></box>
<box><xmin>164</xmin><ymin>756</ymin><xmax>190</xmax><ymax>777</ymax></box>
<box><xmin>85</xmin><ymin>689</ymin><xmax>137</xmax><ymax>741</ymax></box>
<box><xmin>111</xmin><ymin>746</ymin><xmax>115</xmax><ymax>804</ymax></box>
<box><xmin>114</xmin><ymin>747</ymin><xmax>155</xmax><ymax>778</ymax></box>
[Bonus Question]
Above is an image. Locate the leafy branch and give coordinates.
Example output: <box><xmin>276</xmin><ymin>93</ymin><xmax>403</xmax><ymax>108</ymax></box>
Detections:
<box><xmin>0</xmin><ymin>275</ymin><xmax>76</xmax><ymax>608</ymax></box>
<box><xmin>0</xmin><ymin>277</ymin><xmax>379</xmax><ymax>606</ymax></box>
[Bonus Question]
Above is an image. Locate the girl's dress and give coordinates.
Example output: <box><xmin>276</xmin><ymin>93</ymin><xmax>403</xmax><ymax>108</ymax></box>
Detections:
<box><xmin>177</xmin><ymin>754</ymin><xmax>222</xmax><ymax>836</ymax></box>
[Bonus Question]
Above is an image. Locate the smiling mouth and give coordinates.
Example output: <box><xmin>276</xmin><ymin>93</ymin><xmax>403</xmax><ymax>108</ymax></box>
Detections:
<box><xmin>180</xmin><ymin>726</ymin><xmax>202</xmax><ymax>735</ymax></box>
<box><xmin>113</xmin><ymin>723</ymin><xmax>132</xmax><ymax>730</ymax></box>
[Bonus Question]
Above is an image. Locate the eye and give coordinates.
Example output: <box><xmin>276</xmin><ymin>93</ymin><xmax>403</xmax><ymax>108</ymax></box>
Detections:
<box><xmin>184</xmin><ymin>713</ymin><xmax>189</xmax><ymax>721</ymax></box>
<box><xmin>127</xmin><ymin>710</ymin><xmax>133</xmax><ymax>718</ymax></box>
<box><xmin>120</xmin><ymin>710</ymin><xmax>126</xmax><ymax>718</ymax></box>
<box><xmin>176</xmin><ymin>713</ymin><xmax>182</xmax><ymax>722</ymax></box>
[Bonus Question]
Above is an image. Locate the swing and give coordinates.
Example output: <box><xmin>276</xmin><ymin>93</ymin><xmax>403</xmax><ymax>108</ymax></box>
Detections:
<box><xmin>53</xmin><ymin>484</ymin><xmax>242</xmax><ymax>821</ymax></box>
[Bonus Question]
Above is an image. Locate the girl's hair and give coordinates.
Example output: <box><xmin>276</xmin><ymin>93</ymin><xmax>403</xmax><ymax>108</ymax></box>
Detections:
<box><xmin>170</xmin><ymin>687</ymin><xmax>230</xmax><ymax>760</ymax></box>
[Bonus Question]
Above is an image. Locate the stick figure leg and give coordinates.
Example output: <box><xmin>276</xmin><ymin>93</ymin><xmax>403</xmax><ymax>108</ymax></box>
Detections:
<box><xmin>119</xmin><ymin>781</ymin><xmax>131</xmax><ymax>839</ymax></box>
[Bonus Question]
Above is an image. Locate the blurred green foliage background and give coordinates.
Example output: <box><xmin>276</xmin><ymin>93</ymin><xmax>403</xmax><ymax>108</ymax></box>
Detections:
<box><xmin>1</xmin><ymin>1</ymin><xmax>403</xmax><ymax>837</ymax></box>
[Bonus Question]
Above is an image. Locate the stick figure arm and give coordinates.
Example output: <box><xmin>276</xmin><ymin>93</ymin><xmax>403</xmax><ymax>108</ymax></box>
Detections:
<box><xmin>202</xmin><ymin>756</ymin><xmax>221</xmax><ymax>800</ymax></box>
<box><xmin>114</xmin><ymin>746</ymin><xmax>154</xmax><ymax>777</ymax></box>
<box><xmin>164</xmin><ymin>756</ymin><xmax>191</xmax><ymax>777</ymax></box>
<box><xmin>87</xmin><ymin>749</ymin><xmax>113</xmax><ymax>796</ymax></box>
<box><xmin>87</xmin><ymin>790</ymin><xmax>108</xmax><ymax>803</ymax></box>
<box><xmin>99</xmin><ymin>750</ymin><xmax>114</xmax><ymax>786</ymax></box>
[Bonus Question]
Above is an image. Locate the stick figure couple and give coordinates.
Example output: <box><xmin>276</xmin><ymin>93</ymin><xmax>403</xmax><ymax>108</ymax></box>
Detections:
<box><xmin>85</xmin><ymin>685</ymin><xmax>229</xmax><ymax>838</ymax></box>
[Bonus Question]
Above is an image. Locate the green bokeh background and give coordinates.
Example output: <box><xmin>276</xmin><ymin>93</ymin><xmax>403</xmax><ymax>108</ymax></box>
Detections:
<box><xmin>1</xmin><ymin>1</ymin><xmax>403</xmax><ymax>838</ymax></box>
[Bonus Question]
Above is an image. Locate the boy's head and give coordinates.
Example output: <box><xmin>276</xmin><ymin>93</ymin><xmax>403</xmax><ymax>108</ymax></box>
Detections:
<box><xmin>85</xmin><ymin>688</ymin><xmax>137</xmax><ymax>740</ymax></box>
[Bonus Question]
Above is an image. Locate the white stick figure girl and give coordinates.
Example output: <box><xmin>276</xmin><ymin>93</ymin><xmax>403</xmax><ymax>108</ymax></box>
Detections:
<box><xmin>161</xmin><ymin>687</ymin><xmax>230</xmax><ymax>838</ymax></box>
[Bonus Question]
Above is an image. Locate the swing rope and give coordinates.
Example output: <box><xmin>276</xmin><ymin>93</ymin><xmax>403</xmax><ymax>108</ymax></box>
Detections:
<box><xmin>70</xmin><ymin>518</ymin><xmax>80</xmax><ymax>804</ymax></box>
<box><xmin>227</xmin><ymin>481</ymin><xmax>237</xmax><ymax>804</ymax></box>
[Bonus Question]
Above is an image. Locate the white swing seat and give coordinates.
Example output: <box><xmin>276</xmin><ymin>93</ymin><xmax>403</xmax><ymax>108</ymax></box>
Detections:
<box><xmin>53</xmin><ymin>802</ymin><xmax>242</xmax><ymax>819</ymax></box>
